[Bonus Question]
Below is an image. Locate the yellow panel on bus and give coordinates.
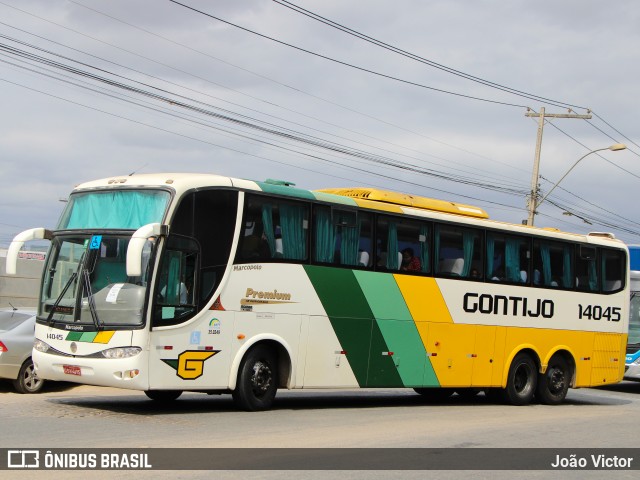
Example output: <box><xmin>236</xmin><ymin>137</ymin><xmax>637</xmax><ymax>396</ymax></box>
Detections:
<box><xmin>316</xmin><ymin>188</ymin><xmax>489</xmax><ymax>218</ymax></box>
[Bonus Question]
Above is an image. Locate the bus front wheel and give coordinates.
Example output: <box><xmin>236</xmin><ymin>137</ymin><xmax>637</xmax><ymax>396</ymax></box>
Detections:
<box><xmin>536</xmin><ymin>355</ymin><xmax>571</xmax><ymax>405</ymax></box>
<box><xmin>503</xmin><ymin>352</ymin><xmax>537</xmax><ymax>406</ymax></box>
<box><xmin>233</xmin><ymin>346</ymin><xmax>278</xmax><ymax>411</ymax></box>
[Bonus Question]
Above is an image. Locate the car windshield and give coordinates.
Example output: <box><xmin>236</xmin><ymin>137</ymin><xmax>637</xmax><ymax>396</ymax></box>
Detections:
<box><xmin>0</xmin><ymin>311</ymin><xmax>34</xmax><ymax>332</ymax></box>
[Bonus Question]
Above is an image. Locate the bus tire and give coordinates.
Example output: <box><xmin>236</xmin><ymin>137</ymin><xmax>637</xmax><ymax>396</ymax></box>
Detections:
<box><xmin>144</xmin><ymin>390</ymin><xmax>182</xmax><ymax>402</ymax></box>
<box><xmin>233</xmin><ymin>345</ymin><xmax>278</xmax><ymax>411</ymax></box>
<box><xmin>535</xmin><ymin>355</ymin><xmax>571</xmax><ymax>405</ymax></box>
<box><xmin>413</xmin><ymin>387</ymin><xmax>455</xmax><ymax>402</ymax></box>
<box><xmin>13</xmin><ymin>358</ymin><xmax>44</xmax><ymax>394</ymax></box>
<box><xmin>502</xmin><ymin>352</ymin><xmax>537</xmax><ymax>406</ymax></box>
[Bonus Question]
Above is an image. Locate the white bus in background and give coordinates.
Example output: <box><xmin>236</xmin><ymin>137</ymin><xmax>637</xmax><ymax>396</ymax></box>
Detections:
<box><xmin>625</xmin><ymin>245</ymin><xmax>640</xmax><ymax>380</ymax></box>
<box><xmin>5</xmin><ymin>173</ymin><xmax>629</xmax><ymax>410</ymax></box>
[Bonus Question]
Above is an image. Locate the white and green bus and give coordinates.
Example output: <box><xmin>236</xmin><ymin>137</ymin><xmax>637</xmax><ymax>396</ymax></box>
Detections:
<box><xmin>6</xmin><ymin>173</ymin><xmax>628</xmax><ymax>410</ymax></box>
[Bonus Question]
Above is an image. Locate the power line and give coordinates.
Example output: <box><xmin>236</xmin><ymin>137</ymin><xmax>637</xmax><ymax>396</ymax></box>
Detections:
<box><xmin>0</xmin><ymin>75</ymin><xmax>527</xmax><ymax>213</ymax></box>
<box><xmin>272</xmin><ymin>0</ymin><xmax>587</xmax><ymax>111</ymax></box>
<box><xmin>167</xmin><ymin>0</ymin><xmax>529</xmax><ymax>109</ymax></box>
<box><xmin>0</xmin><ymin>38</ymin><xmax>529</xmax><ymax>197</ymax></box>
<box><xmin>0</xmin><ymin>2</ymin><xmax>533</xmax><ymax>181</ymax></box>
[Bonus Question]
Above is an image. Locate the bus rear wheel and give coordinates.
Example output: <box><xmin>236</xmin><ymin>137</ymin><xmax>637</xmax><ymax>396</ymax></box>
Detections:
<box><xmin>536</xmin><ymin>355</ymin><xmax>571</xmax><ymax>405</ymax></box>
<box><xmin>233</xmin><ymin>346</ymin><xmax>278</xmax><ymax>411</ymax></box>
<box><xmin>503</xmin><ymin>352</ymin><xmax>537</xmax><ymax>406</ymax></box>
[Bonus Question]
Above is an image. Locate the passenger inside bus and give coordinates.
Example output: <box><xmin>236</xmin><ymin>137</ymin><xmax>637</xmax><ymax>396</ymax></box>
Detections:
<box><xmin>401</xmin><ymin>248</ymin><xmax>421</xmax><ymax>272</ymax></box>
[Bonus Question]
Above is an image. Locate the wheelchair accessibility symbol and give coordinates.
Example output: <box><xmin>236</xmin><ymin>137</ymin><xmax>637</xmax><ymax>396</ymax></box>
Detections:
<box><xmin>89</xmin><ymin>235</ymin><xmax>103</xmax><ymax>250</ymax></box>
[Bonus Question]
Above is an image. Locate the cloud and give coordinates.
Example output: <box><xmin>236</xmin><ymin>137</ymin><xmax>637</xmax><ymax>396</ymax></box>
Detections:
<box><xmin>0</xmin><ymin>0</ymin><xmax>638</xmax><ymax>245</ymax></box>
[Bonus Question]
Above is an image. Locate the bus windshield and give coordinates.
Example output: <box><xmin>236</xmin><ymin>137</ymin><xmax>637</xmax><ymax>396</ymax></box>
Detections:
<box><xmin>58</xmin><ymin>189</ymin><xmax>170</xmax><ymax>230</ymax></box>
<box><xmin>40</xmin><ymin>234</ymin><xmax>155</xmax><ymax>327</ymax></box>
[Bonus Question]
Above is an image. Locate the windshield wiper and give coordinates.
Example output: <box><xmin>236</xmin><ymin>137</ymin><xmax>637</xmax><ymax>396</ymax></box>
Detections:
<box><xmin>46</xmin><ymin>271</ymin><xmax>78</xmax><ymax>326</ymax></box>
<box><xmin>82</xmin><ymin>268</ymin><xmax>104</xmax><ymax>330</ymax></box>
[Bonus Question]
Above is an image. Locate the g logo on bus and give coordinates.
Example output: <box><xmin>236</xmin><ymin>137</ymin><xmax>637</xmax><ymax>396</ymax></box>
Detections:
<box><xmin>162</xmin><ymin>350</ymin><xmax>220</xmax><ymax>380</ymax></box>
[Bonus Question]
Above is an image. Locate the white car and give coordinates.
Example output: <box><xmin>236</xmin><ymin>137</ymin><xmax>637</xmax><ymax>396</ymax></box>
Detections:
<box><xmin>0</xmin><ymin>309</ymin><xmax>44</xmax><ymax>393</ymax></box>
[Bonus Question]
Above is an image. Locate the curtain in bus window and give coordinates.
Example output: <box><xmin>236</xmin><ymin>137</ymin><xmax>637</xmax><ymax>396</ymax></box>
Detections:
<box><xmin>434</xmin><ymin>228</ymin><xmax>440</xmax><ymax>271</ymax></box>
<box><xmin>563</xmin><ymin>245</ymin><xmax>573</xmax><ymax>288</ymax></box>
<box><xmin>601</xmin><ymin>253</ymin><xmax>612</xmax><ymax>291</ymax></box>
<box><xmin>386</xmin><ymin>221</ymin><xmax>399</xmax><ymax>269</ymax></box>
<box><xmin>314</xmin><ymin>208</ymin><xmax>335</xmax><ymax>263</ymax></box>
<box><xmin>64</xmin><ymin>191</ymin><xmax>168</xmax><ymax>229</ymax></box>
<box><xmin>261</xmin><ymin>204</ymin><xmax>276</xmax><ymax>257</ymax></box>
<box><xmin>168</xmin><ymin>255</ymin><xmax>181</xmax><ymax>304</ymax></box>
<box><xmin>280</xmin><ymin>203</ymin><xmax>306</xmax><ymax>260</ymax></box>
<box><xmin>540</xmin><ymin>244</ymin><xmax>552</xmax><ymax>286</ymax></box>
<box><xmin>505</xmin><ymin>238</ymin><xmax>521</xmax><ymax>282</ymax></box>
<box><xmin>462</xmin><ymin>231</ymin><xmax>475</xmax><ymax>277</ymax></box>
<box><xmin>419</xmin><ymin>225</ymin><xmax>430</xmax><ymax>273</ymax></box>
<box><xmin>337</xmin><ymin>212</ymin><xmax>360</xmax><ymax>266</ymax></box>
<box><xmin>588</xmin><ymin>260</ymin><xmax>598</xmax><ymax>291</ymax></box>
<box><xmin>486</xmin><ymin>235</ymin><xmax>495</xmax><ymax>279</ymax></box>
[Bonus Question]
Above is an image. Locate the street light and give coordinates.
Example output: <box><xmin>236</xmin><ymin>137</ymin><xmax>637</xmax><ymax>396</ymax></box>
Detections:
<box><xmin>530</xmin><ymin>143</ymin><xmax>626</xmax><ymax>225</ymax></box>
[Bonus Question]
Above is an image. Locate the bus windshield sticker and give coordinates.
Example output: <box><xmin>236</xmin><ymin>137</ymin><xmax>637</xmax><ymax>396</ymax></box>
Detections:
<box><xmin>89</xmin><ymin>235</ymin><xmax>102</xmax><ymax>250</ymax></box>
<box><xmin>105</xmin><ymin>283</ymin><xmax>125</xmax><ymax>303</ymax></box>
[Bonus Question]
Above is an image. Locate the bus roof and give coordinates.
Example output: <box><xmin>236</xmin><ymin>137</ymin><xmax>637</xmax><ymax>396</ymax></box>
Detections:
<box><xmin>71</xmin><ymin>173</ymin><xmax>622</xmax><ymax>246</ymax></box>
<box><xmin>314</xmin><ymin>187</ymin><xmax>489</xmax><ymax>219</ymax></box>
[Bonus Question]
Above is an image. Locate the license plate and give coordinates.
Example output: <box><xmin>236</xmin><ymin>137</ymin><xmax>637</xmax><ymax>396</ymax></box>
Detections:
<box><xmin>63</xmin><ymin>365</ymin><xmax>82</xmax><ymax>376</ymax></box>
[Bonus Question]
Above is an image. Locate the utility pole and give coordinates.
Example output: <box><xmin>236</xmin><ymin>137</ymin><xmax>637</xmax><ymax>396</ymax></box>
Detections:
<box><xmin>524</xmin><ymin>108</ymin><xmax>592</xmax><ymax>226</ymax></box>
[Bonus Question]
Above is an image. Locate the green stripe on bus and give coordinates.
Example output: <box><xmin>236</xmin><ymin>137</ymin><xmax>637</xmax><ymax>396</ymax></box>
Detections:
<box><xmin>353</xmin><ymin>271</ymin><xmax>435</xmax><ymax>387</ymax></box>
<box><xmin>255</xmin><ymin>181</ymin><xmax>317</xmax><ymax>200</ymax></box>
<box><xmin>65</xmin><ymin>332</ymin><xmax>83</xmax><ymax>341</ymax></box>
<box><xmin>79</xmin><ymin>332</ymin><xmax>98</xmax><ymax>343</ymax></box>
<box><xmin>304</xmin><ymin>266</ymin><xmax>403</xmax><ymax>387</ymax></box>
<box><xmin>311</xmin><ymin>191</ymin><xmax>358</xmax><ymax>206</ymax></box>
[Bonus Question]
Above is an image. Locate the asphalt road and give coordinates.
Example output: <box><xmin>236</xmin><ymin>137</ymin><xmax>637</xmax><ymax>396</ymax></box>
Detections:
<box><xmin>1</xmin><ymin>380</ymin><xmax>640</xmax><ymax>479</ymax></box>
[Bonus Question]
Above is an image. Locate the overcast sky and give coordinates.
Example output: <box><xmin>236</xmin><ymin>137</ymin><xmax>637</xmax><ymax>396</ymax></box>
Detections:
<box><xmin>1</xmin><ymin>0</ymin><xmax>639</xmax><ymax>248</ymax></box>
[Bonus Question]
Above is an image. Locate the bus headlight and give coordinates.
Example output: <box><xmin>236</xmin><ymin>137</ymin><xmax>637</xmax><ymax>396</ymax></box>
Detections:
<box><xmin>101</xmin><ymin>347</ymin><xmax>142</xmax><ymax>359</ymax></box>
<box><xmin>33</xmin><ymin>339</ymin><xmax>50</xmax><ymax>353</ymax></box>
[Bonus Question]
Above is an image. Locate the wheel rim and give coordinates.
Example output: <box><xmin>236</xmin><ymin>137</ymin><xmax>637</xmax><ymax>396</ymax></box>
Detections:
<box><xmin>250</xmin><ymin>361</ymin><xmax>272</xmax><ymax>398</ymax></box>
<box><xmin>514</xmin><ymin>362</ymin><xmax>534</xmax><ymax>395</ymax></box>
<box><xmin>23</xmin><ymin>364</ymin><xmax>43</xmax><ymax>392</ymax></box>
<box><xmin>547</xmin><ymin>365</ymin><xmax>566</xmax><ymax>394</ymax></box>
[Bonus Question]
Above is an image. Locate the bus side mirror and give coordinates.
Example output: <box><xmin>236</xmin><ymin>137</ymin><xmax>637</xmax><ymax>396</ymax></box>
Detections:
<box><xmin>126</xmin><ymin>223</ymin><xmax>168</xmax><ymax>277</ymax></box>
<box><xmin>6</xmin><ymin>228</ymin><xmax>52</xmax><ymax>275</ymax></box>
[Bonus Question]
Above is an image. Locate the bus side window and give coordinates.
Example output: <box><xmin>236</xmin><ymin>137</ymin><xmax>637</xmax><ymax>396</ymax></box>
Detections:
<box><xmin>153</xmin><ymin>236</ymin><xmax>198</xmax><ymax>326</ymax></box>
<box><xmin>601</xmin><ymin>248</ymin><xmax>625</xmax><ymax>293</ymax></box>
<box><xmin>532</xmin><ymin>240</ymin><xmax>573</xmax><ymax>289</ymax></box>
<box><xmin>313</xmin><ymin>207</ymin><xmax>371</xmax><ymax>269</ymax></box>
<box><xmin>487</xmin><ymin>232</ymin><xmax>530</xmax><ymax>284</ymax></box>
<box><xmin>576</xmin><ymin>245</ymin><xmax>598</xmax><ymax>292</ymax></box>
<box><xmin>239</xmin><ymin>195</ymin><xmax>309</xmax><ymax>263</ymax></box>
<box><xmin>436</xmin><ymin>224</ymin><xmax>482</xmax><ymax>279</ymax></box>
<box><xmin>376</xmin><ymin>216</ymin><xmax>429</xmax><ymax>274</ymax></box>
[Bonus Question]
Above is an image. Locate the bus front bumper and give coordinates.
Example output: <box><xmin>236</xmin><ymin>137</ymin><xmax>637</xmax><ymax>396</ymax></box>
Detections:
<box><xmin>32</xmin><ymin>349</ymin><xmax>149</xmax><ymax>390</ymax></box>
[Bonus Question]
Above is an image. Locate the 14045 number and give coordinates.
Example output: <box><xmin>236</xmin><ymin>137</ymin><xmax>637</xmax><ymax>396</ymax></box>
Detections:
<box><xmin>578</xmin><ymin>304</ymin><xmax>621</xmax><ymax>321</ymax></box>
